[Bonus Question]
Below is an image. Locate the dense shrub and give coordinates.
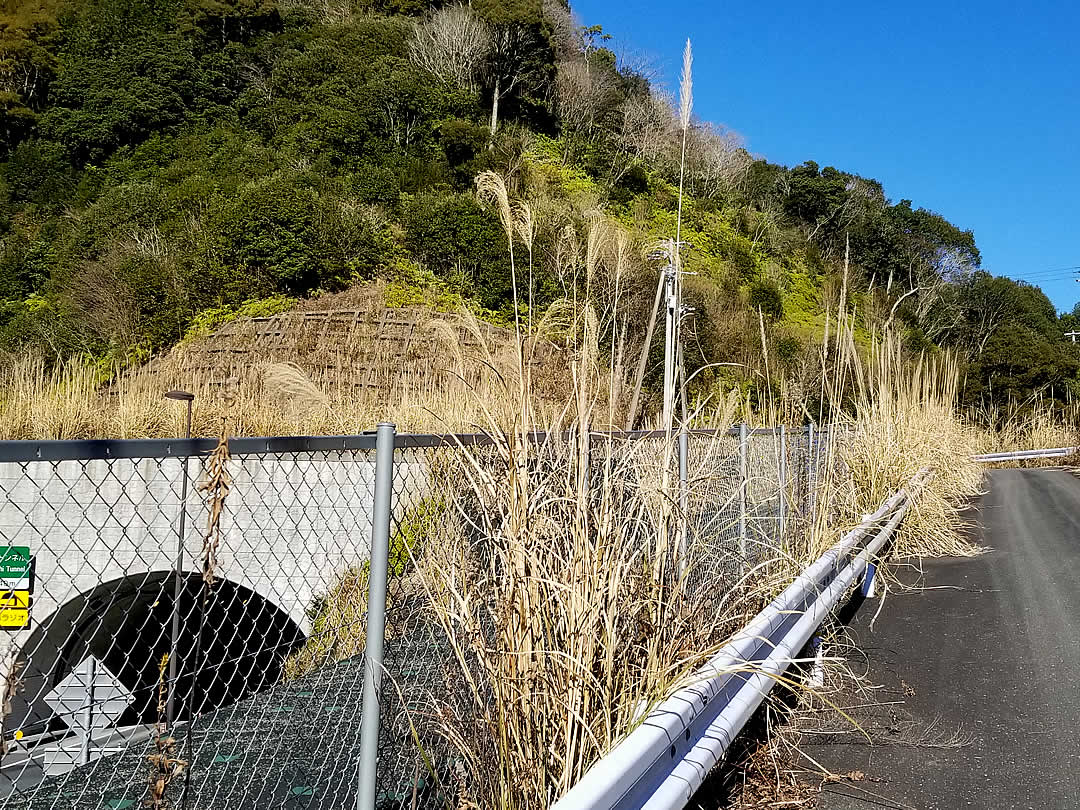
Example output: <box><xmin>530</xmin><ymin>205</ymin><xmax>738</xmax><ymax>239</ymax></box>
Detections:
<box><xmin>749</xmin><ymin>279</ymin><xmax>783</xmax><ymax>319</ymax></box>
<box><xmin>402</xmin><ymin>193</ymin><xmax>511</xmax><ymax>310</ymax></box>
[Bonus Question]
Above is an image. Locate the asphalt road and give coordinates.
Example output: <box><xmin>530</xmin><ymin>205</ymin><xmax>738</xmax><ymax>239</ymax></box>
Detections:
<box><xmin>806</xmin><ymin>468</ymin><xmax>1080</xmax><ymax>809</ymax></box>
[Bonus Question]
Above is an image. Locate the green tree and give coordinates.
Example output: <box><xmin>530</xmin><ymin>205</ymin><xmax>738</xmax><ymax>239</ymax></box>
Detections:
<box><xmin>402</xmin><ymin>192</ymin><xmax>511</xmax><ymax>310</ymax></box>
<box><xmin>40</xmin><ymin>30</ymin><xmax>206</xmax><ymax>162</ymax></box>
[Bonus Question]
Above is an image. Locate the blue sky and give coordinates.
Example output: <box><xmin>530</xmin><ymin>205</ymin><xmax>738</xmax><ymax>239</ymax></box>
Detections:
<box><xmin>572</xmin><ymin>0</ymin><xmax>1080</xmax><ymax>313</ymax></box>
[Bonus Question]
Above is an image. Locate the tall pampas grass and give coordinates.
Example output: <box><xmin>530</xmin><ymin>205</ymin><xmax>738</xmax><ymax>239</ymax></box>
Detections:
<box><xmin>414</xmin><ymin>363</ymin><xmax>763</xmax><ymax>809</ymax></box>
<box><xmin>476</xmin><ymin>171</ymin><xmax>521</xmax><ymax>340</ymax></box>
<box><xmin>259</xmin><ymin>361</ymin><xmax>332</xmax><ymax>419</ymax></box>
<box><xmin>513</xmin><ymin>200</ymin><xmax>537</xmax><ymax>334</ymax></box>
<box><xmin>808</xmin><ymin>325</ymin><xmax>984</xmax><ymax>561</ymax></box>
<box><xmin>674</xmin><ymin>39</ymin><xmax>692</xmax><ymax>289</ymax></box>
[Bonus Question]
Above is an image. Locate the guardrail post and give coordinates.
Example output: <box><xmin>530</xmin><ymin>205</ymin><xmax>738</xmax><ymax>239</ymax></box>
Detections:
<box><xmin>739</xmin><ymin>422</ymin><xmax>748</xmax><ymax>557</ymax></box>
<box><xmin>808</xmin><ymin>636</ymin><xmax>825</xmax><ymax>688</ymax></box>
<box><xmin>862</xmin><ymin>561</ymin><xmax>877</xmax><ymax>598</ymax></box>
<box><xmin>357</xmin><ymin>422</ymin><xmax>396</xmax><ymax>810</ymax></box>
<box><xmin>778</xmin><ymin>425</ymin><xmax>786</xmax><ymax>540</ymax></box>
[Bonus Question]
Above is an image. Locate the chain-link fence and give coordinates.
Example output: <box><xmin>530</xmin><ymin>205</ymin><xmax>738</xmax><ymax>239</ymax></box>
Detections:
<box><xmin>0</xmin><ymin>424</ymin><xmax>835</xmax><ymax>810</ymax></box>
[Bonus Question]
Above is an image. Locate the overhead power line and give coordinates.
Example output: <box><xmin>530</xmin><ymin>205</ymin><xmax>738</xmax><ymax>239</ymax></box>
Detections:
<box><xmin>1011</xmin><ymin>265</ymin><xmax>1080</xmax><ymax>280</ymax></box>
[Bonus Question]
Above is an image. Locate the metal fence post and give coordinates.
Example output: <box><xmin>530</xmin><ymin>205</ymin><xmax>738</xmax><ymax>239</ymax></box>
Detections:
<box><xmin>165</xmin><ymin>390</ymin><xmax>194</xmax><ymax>730</ymax></box>
<box><xmin>678</xmin><ymin>428</ymin><xmax>689</xmax><ymax>573</ymax></box>
<box><xmin>80</xmin><ymin>655</ymin><xmax>96</xmax><ymax>766</ymax></box>
<box><xmin>778</xmin><ymin>425</ymin><xmax>786</xmax><ymax>540</ymax></box>
<box><xmin>807</xmin><ymin>422</ymin><xmax>816</xmax><ymax>525</ymax></box>
<box><xmin>738</xmin><ymin>423</ymin><xmax>748</xmax><ymax>557</ymax></box>
<box><xmin>357</xmin><ymin>422</ymin><xmax>396</xmax><ymax>810</ymax></box>
<box><xmin>582</xmin><ymin>423</ymin><xmax>592</xmax><ymax>495</ymax></box>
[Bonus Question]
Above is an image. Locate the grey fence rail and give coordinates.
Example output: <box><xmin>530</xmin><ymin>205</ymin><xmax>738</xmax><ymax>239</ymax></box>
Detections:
<box><xmin>0</xmin><ymin>423</ymin><xmax>834</xmax><ymax>810</ymax></box>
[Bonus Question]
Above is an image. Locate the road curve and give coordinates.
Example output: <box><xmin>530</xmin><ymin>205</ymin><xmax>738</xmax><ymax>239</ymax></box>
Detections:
<box><xmin>807</xmin><ymin>468</ymin><xmax>1080</xmax><ymax>809</ymax></box>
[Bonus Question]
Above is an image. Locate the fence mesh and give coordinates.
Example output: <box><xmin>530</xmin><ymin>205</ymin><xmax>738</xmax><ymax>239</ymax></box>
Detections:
<box><xmin>0</xmin><ymin>447</ymin><xmax>378</xmax><ymax>809</ymax></box>
<box><xmin>0</xmin><ymin>425</ymin><xmax>833</xmax><ymax>810</ymax></box>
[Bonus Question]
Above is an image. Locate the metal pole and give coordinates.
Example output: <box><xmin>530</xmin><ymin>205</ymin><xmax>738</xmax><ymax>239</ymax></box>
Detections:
<box><xmin>821</xmin><ymin>425</ymin><xmax>829</xmax><ymax>506</ymax></box>
<box><xmin>738</xmin><ymin>422</ymin><xmax>748</xmax><ymax>558</ymax></box>
<box><xmin>807</xmin><ymin>422</ymin><xmax>816</xmax><ymax>525</ymax></box>
<box><xmin>678</xmin><ymin>428</ymin><xmax>689</xmax><ymax>573</ymax></box>
<box><xmin>357</xmin><ymin>422</ymin><xmax>396</xmax><ymax>810</ymax></box>
<box><xmin>662</xmin><ymin>260</ymin><xmax>677</xmax><ymax>434</ymax></box>
<box><xmin>80</xmin><ymin>656</ymin><xmax>95</xmax><ymax>766</ymax></box>
<box><xmin>676</xmin><ymin>334</ymin><xmax>690</xmax><ymax>574</ymax></box>
<box><xmin>165</xmin><ymin>392</ymin><xmax>193</xmax><ymax>730</ymax></box>
<box><xmin>625</xmin><ymin>272</ymin><xmax>666</xmax><ymax>431</ymax></box>
<box><xmin>778</xmin><ymin>425</ymin><xmax>786</xmax><ymax>540</ymax></box>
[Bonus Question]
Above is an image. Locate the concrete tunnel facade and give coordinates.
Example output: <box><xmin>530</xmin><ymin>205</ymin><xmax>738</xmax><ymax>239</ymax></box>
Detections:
<box><xmin>0</xmin><ymin>448</ymin><xmax>423</xmax><ymax>737</ymax></box>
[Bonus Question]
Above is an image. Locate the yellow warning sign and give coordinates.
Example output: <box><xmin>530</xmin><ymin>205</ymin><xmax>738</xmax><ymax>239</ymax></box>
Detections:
<box><xmin>0</xmin><ymin>590</ymin><xmax>28</xmax><ymax>608</ymax></box>
<box><xmin>0</xmin><ymin>589</ymin><xmax>29</xmax><ymax>629</ymax></box>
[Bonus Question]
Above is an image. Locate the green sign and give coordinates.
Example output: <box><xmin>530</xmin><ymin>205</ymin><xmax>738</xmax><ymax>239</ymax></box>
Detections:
<box><xmin>0</xmin><ymin>546</ymin><xmax>29</xmax><ymax>576</ymax></box>
<box><xmin>0</xmin><ymin>546</ymin><xmax>30</xmax><ymax>585</ymax></box>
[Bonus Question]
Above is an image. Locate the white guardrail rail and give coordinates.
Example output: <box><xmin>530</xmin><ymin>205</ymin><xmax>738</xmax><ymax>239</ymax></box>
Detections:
<box><xmin>554</xmin><ymin>468</ymin><xmax>934</xmax><ymax>810</ymax></box>
<box><xmin>973</xmin><ymin>446</ymin><xmax>1080</xmax><ymax>463</ymax></box>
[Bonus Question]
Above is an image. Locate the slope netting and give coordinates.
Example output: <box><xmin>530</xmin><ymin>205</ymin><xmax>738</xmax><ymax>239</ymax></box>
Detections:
<box><xmin>0</xmin><ymin>425</ymin><xmax>834</xmax><ymax>810</ymax></box>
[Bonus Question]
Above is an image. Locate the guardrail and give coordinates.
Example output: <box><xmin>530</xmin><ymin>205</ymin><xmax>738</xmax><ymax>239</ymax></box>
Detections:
<box><xmin>973</xmin><ymin>447</ymin><xmax>1079</xmax><ymax>463</ymax></box>
<box><xmin>554</xmin><ymin>468</ymin><xmax>933</xmax><ymax>810</ymax></box>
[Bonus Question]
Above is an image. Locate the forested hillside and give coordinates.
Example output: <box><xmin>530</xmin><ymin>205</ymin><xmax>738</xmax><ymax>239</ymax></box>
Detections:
<box><xmin>0</xmin><ymin>0</ymin><xmax>1075</xmax><ymax>414</ymax></box>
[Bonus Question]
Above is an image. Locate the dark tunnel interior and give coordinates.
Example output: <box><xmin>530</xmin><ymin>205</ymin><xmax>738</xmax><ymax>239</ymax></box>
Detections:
<box><xmin>14</xmin><ymin>572</ymin><xmax>306</xmax><ymax>735</ymax></box>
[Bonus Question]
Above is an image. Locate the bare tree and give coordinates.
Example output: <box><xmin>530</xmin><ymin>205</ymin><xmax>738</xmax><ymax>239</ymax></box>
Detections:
<box><xmin>66</xmin><ymin>256</ymin><xmax>143</xmax><ymax>350</ymax></box>
<box><xmin>555</xmin><ymin>59</ymin><xmax>617</xmax><ymax>158</ymax></box>
<box><xmin>542</xmin><ymin>0</ymin><xmax>580</xmax><ymax>59</ymax></box>
<box><xmin>611</xmin><ymin>40</ymin><xmax>662</xmax><ymax>86</ymax></box>
<box><xmin>409</xmin><ymin>4</ymin><xmax>492</xmax><ymax>93</ymax></box>
<box><xmin>884</xmin><ymin>246</ymin><xmax>978</xmax><ymax>344</ymax></box>
<box><xmin>612</xmin><ymin>90</ymin><xmax>676</xmax><ymax>179</ymax></box>
<box><xmin>683</xmin><ymin>122</ymin><xmax>749</xmax><ymax>199</ymax></box>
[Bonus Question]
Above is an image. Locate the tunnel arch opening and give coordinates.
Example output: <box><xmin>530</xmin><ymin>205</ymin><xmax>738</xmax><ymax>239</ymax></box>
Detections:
<box><xmin>12</xmin><ymin>572</ymin><xmax>306</xmax><ymax>737</ymax></box>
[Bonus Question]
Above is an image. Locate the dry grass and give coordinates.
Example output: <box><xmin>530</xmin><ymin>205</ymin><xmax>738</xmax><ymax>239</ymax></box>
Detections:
<box><xmin>415</xmin><ymin>393</ymin><xmax>764</xmax><ymax>807</ymax></box>
<box><xmin>972</xmin><ymin>394</ymin><xmax>1080</xmax><ymax>463</ymax></box>
<box><xmin>0</xmin><ymin>311</ymin><xmax>603</xmax><ymax>440</ymax></box>
<box><xmin>800</xmin><ymin>312</ymin><xmax>984</xmax><ymax>561</ymax></box>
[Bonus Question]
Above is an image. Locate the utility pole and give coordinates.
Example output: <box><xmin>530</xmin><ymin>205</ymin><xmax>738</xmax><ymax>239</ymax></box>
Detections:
<box><xmin>624</xmin><ymin>273</ymin><xmax>665</xmax><ymax>430</ymax></box>
<box><xmin>661</xmin><ymin>253</ymin><xmax>678</xmax><ymax>435</ymax></box>
<box><xmin>627</xmin><ymin>240</ymin><xmax>691</xmax><ymax>432</ymax></box>
<box><xmin>1065</xmin><ymin>330</ymin><xmax>1080</xmax><ymax>344</ymax></box>
<box><xmin>662</xmin><ymin>239</ymin><xmax>693</xmax><ymax>435</ymax></box>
